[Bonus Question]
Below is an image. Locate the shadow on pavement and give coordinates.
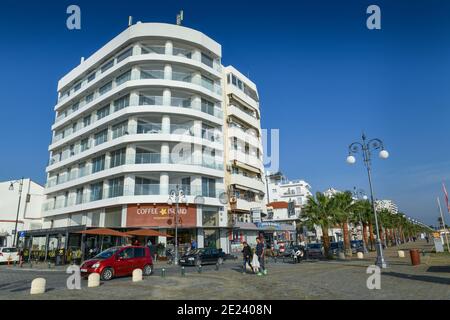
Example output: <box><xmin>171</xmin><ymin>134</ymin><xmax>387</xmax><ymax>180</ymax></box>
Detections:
<box><xmin>426</xmin><ymin>266</ymin><xmax>450</xmax><ymax>273</ymax></box>
<box><xmin>383</xmin><ymin>271</ymin><xmax>450</xmax><ymax>285</ymax></box>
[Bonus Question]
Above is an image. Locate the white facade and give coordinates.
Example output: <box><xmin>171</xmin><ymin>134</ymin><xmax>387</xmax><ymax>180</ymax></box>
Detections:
<box><xmin>266</xmin><ymin>172</ymin><xmax>312</xmax><ymax>207</ymax></box>
<box><xmin>40</xmin><ymin>22</ymin><xmax>268</xmax><ymax>253</ymax></box>
<box><xmin>375</xmin><ymin>199</ymin><xmax>398</xmax><ymax>214</ymax></box>
<box><xmin>0</xmin><ymin>179</ymin><xmax>44</xmax><ymax>247</ymax></box>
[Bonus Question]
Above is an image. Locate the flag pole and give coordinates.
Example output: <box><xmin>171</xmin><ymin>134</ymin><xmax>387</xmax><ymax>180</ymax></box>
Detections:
<box><xmin>437</xmin><ymin>197</ymin><xmax>450</xmax><ymax>252</ymax></box>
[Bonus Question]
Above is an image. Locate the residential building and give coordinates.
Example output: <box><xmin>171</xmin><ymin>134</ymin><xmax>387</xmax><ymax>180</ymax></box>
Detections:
<box><xmin>0</xmin><ymin>179</ymin><xmax>44</xmax><ymax>247</ymax></box>
<box><xmin>266</xmin><ymin>171</ymin><xmax>312</xmax><ymax>207</ymax></box>
<box><xmin>32</xmin><ymin>22</ymin><xmax>268</xmax><ymax>257</ymax></box>
<box><xmin>375</xmin><ymin>199</ymin><xmax>398</xmax><ymax>214</ymax></box>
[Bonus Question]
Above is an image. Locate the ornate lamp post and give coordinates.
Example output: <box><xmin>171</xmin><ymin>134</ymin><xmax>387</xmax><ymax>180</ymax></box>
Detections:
<box><xmin>9</xmin><ymin>178</ymin><xmax>24</xmax><ymax>248</ymax></box>
<box><xmin>346</xmin><ymin>133</ymin><xmax>389</xmax><ymax>268</ymax></box>
<box><xmin>168</xmin><ymin>185</ymin><xmax>187</xmax><ymax>266</ymax></box>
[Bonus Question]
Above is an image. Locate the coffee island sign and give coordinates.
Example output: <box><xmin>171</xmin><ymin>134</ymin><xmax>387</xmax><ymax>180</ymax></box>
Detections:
<box><xmin>127</xmin><ymin>204</ymin><xmax>197</xmax><ymax>228</ymax></box>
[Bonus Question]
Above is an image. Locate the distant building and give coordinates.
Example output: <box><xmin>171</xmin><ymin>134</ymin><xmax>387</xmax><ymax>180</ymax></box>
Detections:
<box><xmin>323</xmin><ymin>188</ymin><xmax>341</xmax><ymax>198</ymax></box>
<box><xmin>266</xmin><ymin>172</ymin><xmax>312</xmax><ymax>207</ymax></box>
<box><xmin>0</xmin><ymin>179</ymin><xmax>44</xmax><ymax>247</ymax></box>
<box><xmin>375</xmin><ymin>200</ymin><xmax>398</xmax><ymax>214</ymax></box>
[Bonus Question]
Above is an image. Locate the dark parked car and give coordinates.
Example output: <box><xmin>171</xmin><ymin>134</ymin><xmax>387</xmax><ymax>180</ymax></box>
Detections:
<box><xmin>305</xmin><ymin>243</ymin><xmax>324</xmax><ymax>258</ymax></box>
<box><xmin>330</xmin><ymin>242</ymin><xmax>344</xmax><ymax>255</ymax></box>
<box><xmin>350</xmin><ymin>240</ymin><xmax>364</xmax><ymax>253</ymax></box>
<box><xmin>179</xmin><ymin>248</ymin><xmax>226</xmax><ymax>266</ymax></box>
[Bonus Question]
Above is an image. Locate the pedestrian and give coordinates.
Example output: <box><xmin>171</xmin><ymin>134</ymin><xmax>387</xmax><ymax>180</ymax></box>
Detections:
<box><xmin>18</xmin><ymin>249</ymin><xmax>24</xmax><ymax>268</ymax></box>
<box><xmin>251</xmin><ymin>248</ymin><xmax>260</xmax><ymax>274</ymax></box>
<box><xmin>241</xmin><ymin>242</ymin><xmax>253</xmax><ymax>274</ymax></box>
<box><xmin>425</xmin><ymin>235</ymin><xmax>429</xmax><ymax>244</ymax></box>
<box><xmin>256</xmin><ymin>237</ymin><xmax>267</xmax><ymax>276</ymax></box>
<box><xmin>191</xmin><ymin>238</ymin><xmax>197</xmax><ymax>250</ymax></box>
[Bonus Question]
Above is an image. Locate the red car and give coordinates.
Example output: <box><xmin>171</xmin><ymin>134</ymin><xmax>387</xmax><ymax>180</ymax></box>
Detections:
<box><xmin>80</xmin><ymin>246</ymin><xmax>153</xmax><ymax>281</ymax></box>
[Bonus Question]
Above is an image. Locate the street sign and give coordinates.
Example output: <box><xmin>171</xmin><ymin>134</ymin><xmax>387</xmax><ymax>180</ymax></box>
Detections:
<box><xmin>434</xmin><ymin>237</ymin><xmax>444</xmax><ymax>253</ymax></box>
<box><xmin>19</xmin><ymin>231</ymin><xmax>26</xmax><ymax>238</ymax></box>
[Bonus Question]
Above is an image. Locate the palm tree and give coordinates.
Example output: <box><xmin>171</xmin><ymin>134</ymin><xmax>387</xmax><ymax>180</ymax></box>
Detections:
<box><xmin>303</xmin><ymin>192</ymin><xmax>334</xmax><ymax>258</ymax></box>
<box><xmin>331</xmin><ymin>191</ymin><xmax>356</xmax><ymax>256</ymax></box>
<box><xmin>356</xmin><ymin>200</ymin><xmax>375</xmax><ymax>251</ymax></box>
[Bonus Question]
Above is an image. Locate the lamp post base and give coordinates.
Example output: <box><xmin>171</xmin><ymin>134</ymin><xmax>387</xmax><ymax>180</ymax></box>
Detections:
<box><xmin>375</xmin><ymin>241</ymin><xmax>388</xmax><ymax>269</ymax></box>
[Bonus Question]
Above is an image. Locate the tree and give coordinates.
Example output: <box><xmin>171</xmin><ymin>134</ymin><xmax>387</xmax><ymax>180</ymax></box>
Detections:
<box><xmin>356</xmin><ymin>200</ymin><xmax>376</xmax><ymax>251</ymax></box>
<box><xmin>303</xmin><ymin>192</ymin><xmax>334</xmax><ymax>258</ymax></box>
<box><xmin>331</xmin><ymin>191</ymin><xmax>356</xmax><ymax>256</ymax></box>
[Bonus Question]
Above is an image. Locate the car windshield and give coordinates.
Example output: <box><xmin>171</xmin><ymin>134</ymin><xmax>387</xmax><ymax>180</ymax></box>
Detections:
<box><xmin>94</xmin><ymin>247</ymin><xmax>119</xmax><ymax>259</ymax></box>
<box><xmin>1</xmin><ymin>248</ymin><xmax>17</xmax><ymax>253</ymax></box>
<box><xmin>308</xmin><ymin>244</ymin><xmax>322</xmax><ymax>249</ymax></box>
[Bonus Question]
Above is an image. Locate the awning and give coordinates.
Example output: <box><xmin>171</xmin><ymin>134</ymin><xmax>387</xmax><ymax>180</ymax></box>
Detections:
<box><xmin>75</xmin><ymin>228</ymin><xmax>131</xmax><ymax>237</ymax></box>
<box><xmin>0</xmin><ymin>232</ymin><xmax>9</xmax><ymax>237</ymax></box>
<box><xmin>232</xmin><ymin>160</ymin><xmax>261</xmax><ymax>174</ymax></box>
<box><xmin>126</xmin><ymin>229</ymin><xmax>173</xmax><ymax>238</ymax></box>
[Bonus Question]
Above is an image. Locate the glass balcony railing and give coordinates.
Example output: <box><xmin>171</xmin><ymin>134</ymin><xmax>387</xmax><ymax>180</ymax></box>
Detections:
<box><xmin>140</xmin><ymin>69</ymin><xmax>164</xmax><ymax>80</ymax></box>
<box><xmin>139</xmin><ymin>94</ymin><xmax>163</xmax><ymax>106</ymax></box>
<box><xmin>172</xmin><ymin>71</ymin><xmax>193</xmax><ymax>83</ymax></box>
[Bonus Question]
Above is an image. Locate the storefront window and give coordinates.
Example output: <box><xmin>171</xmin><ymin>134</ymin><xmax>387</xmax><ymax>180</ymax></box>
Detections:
<box><xmin>202</xmin><ymin>210</ymin><xmax>218</xmax><ymax>227</ymax></box>
<box><xmin>204</xmin><ymin>229</ymin><xmax>218</xmax><ymax>248</ymax></box>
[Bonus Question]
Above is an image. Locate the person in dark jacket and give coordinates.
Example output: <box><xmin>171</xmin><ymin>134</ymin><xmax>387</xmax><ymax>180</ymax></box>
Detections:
<box><xmin>256</xmin><ymin>237</ymin><xmax>267</xmax><ymax>275</ymax></box>
<box><xmin>241</xmin><ymin>242</ymin><xmax>253</xmax><ymax>274</ymax></box>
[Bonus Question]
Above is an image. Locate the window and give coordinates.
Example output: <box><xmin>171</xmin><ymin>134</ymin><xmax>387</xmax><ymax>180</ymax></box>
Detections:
<box><xmin>90</xmin><ymin>182</ymin><xmax>103</xmax><ymax>201</ymax></box>
<box><xmin>118</xmin><ymin>247</ymin><xmax>134</xmax><ymax>259</ymax></box>
<box><xmin>202</xmin><ymin>178</ymin><xmax>216</xmax><ymax>198</ymax></box>
<box><xmin>117</xmin><ymin>48</ymin><xmax>132</xmax><ymax>63</ymax></box>
<box><xmin>134</xmin><ymin>247</ymin><xmax>145</xmax><ymax>258</ymax></box>
<box><xmin>87</xmin><ymin>73</ymin><xmax>96</xmax><ymax>83</ymax></box>
<box><xmin>108</xmin><ymin>177</ymin><xmax>124</xmax><ymax>198</ymax></box>
<box><xmin>110</xmin><ymin>148</ymin><xmax>126</xmax><ymax>168</ymax></box>
<box><xmin>112</xmin><ymin>121</ymin><xmax>128</xmax><ymax>139</ymax></box>
<box><xmin>232</xmin><ymin>75</ymin><xmax>237</xmax><ymax>86</ymax></box>
<box><xmin>83</xmin><ymin>115</ymin><xmax>91</xmax><ymax>127</ymax></box>
<box><xmin>201</xmin><ymin>53</ymin><xmax>214</xmax><ymax>68</ymax></box>
<box><xmin>78</xmin><ymin>162</ymin><xmax>87</xmax><ymax>177</ymax></box>
<box><xmin>99</xmin><ymin>81</ymin><xmax>112</xmax><ymax>95</ymax></box>
<box><xmin>92</xmin><ymin>155</ymin><xmax>106</xmax><ymax>173</ymax></box>
<box><xmin>113</xmin><ymin>94</ymin><xmax>130</xmax><ymax>112</ymax></box>
<box><xmin>76</xmin><ymin>188</ymin><xmax>84</xmax><ymax>205</ymax></box>
<box><xmin>72</xmin><ymin>102</ymin><xmax>79</xmax><ymax>112</ymax></box>
<box><xmin>101</xmin><ymin>60</ymin><xmax>114</xmax><ymax>73</ymax></box>
<box><xmin>94</xmin><ymin>129</ymin><xmax>108</xmax><ymax>146</ymax></box>
<box><xmin>85</xmin><ymin>93</ymin><xmax>94</xmax><ymax>104</ymax></box>
<box><xmin>135</xmin><ymin>177</ymin><xmax>158</xmax><ymax>195</ymax></box>
<box><xmin>116</xmin><ymin>70</ymin><xmax>131</xmax><ymax>86</ymax></box>
<box><xmin>201</xmin><ymin>98</ymin><xmax>215</xmax><ymax>116</ymax></box>
<box><xmin>74</xmin><ymin>82</ymin><xmax>82</xmax><ymax>92</ymax></box>
<box><xmin>97</xmin><ymin>105</ymin><xmax>110</xmax><ymax>120</ymax></box>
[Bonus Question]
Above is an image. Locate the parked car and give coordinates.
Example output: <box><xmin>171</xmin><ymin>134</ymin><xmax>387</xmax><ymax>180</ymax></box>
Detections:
<box><xmin>305</xmin><ymin>243</ymin><xmax>324</xmax><ymax>258</ymax></box>
<box><xmin>281</xmin><ymin>245</ymin><xmax>306</xmax><ymax>263</ymax></box>
<box><xmin>330</xmin><ymin>242</ymin><xmax>344</xmax><ymax>255</ymax></box>
<box><xmin>0</xmin><ymin>247</ymin><xmax>19</xmax><ymax>264</ymax></box>
<box><xmin>179</xmin><ymin>248</ymin><xmax>225</xmax><ymax>266</ymax></box>
<box><xmin>350</xmin><ymin>240</ymin><xmax>364</xmax><ymax>254</ymax></box>
<box><xmin>80</xmin><ymin>246</ymin><xmax>153</xmax><ymax>281</ymax></box>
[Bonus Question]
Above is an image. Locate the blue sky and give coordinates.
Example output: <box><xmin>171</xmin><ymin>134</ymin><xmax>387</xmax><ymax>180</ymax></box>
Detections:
<box><xmin>0</xmin><ymin>0</ymin><xmax>449</xmax><ymax>226</ymax></box>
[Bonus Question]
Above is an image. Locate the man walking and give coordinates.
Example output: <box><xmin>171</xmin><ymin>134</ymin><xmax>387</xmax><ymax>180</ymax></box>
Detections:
<box><xmin>241</xmin><ymin>242</ymin><xmax>252</xmax><ymax>274</ymax></box>
<box><xmin>256</xmin><ymin>237</ymin><xmax>267</xmax><ymax>276</ymax></box>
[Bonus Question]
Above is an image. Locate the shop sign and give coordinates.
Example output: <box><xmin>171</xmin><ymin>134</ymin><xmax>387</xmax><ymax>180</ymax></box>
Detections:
<box><xmin>251</xmin><ymin>208</ymin><xmax>262</xmax><ymax>223</ymax></box>
<box><xmin>127</xmin><ymin>204</ymin><xmax>197</xmax><ymax>228</ymax></box>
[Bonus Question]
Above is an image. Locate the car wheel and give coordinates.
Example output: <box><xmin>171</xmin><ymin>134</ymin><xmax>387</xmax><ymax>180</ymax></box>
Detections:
<box><xmin>101</xmin><ymin>268</ymin><xmax>114</xmax><ymax>281</ymax></box>
<box><xmin>143</xmin><ymin>264</ymin><xmax>153</xmax><ymax>276</ymax></box>
<box><xmin>217</xmin><ymin>257</ymin><xmax>224</xmax><ymax>265</ymax></box>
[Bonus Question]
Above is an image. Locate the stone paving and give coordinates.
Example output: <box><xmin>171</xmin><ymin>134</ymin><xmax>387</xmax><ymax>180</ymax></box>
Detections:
<box><xmin>0</xmin><ymin>240</ymin><xmax>449</xmax><ymax>300</ymax></box>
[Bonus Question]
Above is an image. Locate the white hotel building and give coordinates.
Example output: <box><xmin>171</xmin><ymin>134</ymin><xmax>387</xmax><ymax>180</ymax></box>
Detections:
<box><xmin>35</xmin><ymin>22</ymin><xmax>267</xmax><ymax>255</ymax></box>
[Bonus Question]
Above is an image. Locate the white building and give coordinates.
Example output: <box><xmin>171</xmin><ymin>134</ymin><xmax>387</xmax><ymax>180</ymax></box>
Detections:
<box><xmin>0</xmin><ymin>179</ymin><xmax>44</xmax><ymax>247</ymax></box>
<box><xmin>36</xmin><ymin>22</ymin><xmax>267</xmax><ymax>255</ymax></box>
<box><xmin>375</xmin><ymin>199</ymin><xmax>398</xmax><ymax>214</ymax></box>
<box><xmin>266</xmin><ymin>172</ymin><xmax>312</xmax><ymax>207</ymax></box>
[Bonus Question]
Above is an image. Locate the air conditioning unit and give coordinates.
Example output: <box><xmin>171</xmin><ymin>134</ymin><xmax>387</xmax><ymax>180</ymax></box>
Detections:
<box><xmin>226</xmin><ymin>164</ymin><xmax>232</xmax><ymax>172</ymax></box>
<box><xmin>227</xmin><ymin>118</ymin><xmax>233</xmax><ymax>124</ymax></box>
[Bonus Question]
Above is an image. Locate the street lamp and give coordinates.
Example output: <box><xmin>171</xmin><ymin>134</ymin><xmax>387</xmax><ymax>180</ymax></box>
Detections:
<box><xmin>352</xmin><ymin>187</ymin><xmax>369</xmax><ymax>253</ymax></box>
<box><xmin>347</xmin><ymin>133</ymin><xmax>389</xmax><ymax>268</ymax></box>
<box><xmin>168</xmin><ymin>185</ymin><xmax>187</xmax><ymax>266</ymax></box>
<box><xmin>9</xmin><ymin>178</ymin><xmax>24</xmax><ymax>248</ymax></box>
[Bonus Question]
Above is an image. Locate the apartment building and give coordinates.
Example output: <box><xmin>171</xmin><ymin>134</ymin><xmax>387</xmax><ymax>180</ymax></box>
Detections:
<box><xmin>30</xmin><ymin>22</ymin><xmax>268</xmax><ymax>256</ymax></box>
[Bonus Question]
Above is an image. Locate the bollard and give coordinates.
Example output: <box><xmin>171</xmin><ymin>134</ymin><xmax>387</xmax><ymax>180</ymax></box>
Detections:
<box><xmin>88</xmin><ymin>273</ymin><xmax>100</xmax><ymax>288</ymax></box>
<box><xmin>161</xmin><ymin>268</ymin><xmax>166</xmax><ymax>278</ymax></box>
<box><xmin>132</xmin><ymin>269</ymin><xmax>143</xmax><ymax>282</ymax></box>
<box><xmin>48</xmin><ymin>262</ymin><xmax>52</xmax><ymax>269</ymax></box>
<box><xmin>338</xmin><ymin>252</ymin><xmax>346</xmax><ymax>260</ymax></box>
<box><xmin>30</xmin><ymin>278</ymin><xmax>46</xmax><ymax>295</ymax></box>
<box><xmin>357</xmin><ymin>252</ymin><xmax>364</xmax><ymax>259</ymax></box>
<box><xmin>197</xmin><ymin>265</ymin><xmax>202</xmax><ymax>274</ymax></box>
<box><xmin>398</xmin><ymin>250</ymin><xmax>405</xmax><ymax>258</ymax></box>
<box><xmin>181</xmin><ymin>266</ymin><xmax>186</xmax><ymax>277</ymax></box>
